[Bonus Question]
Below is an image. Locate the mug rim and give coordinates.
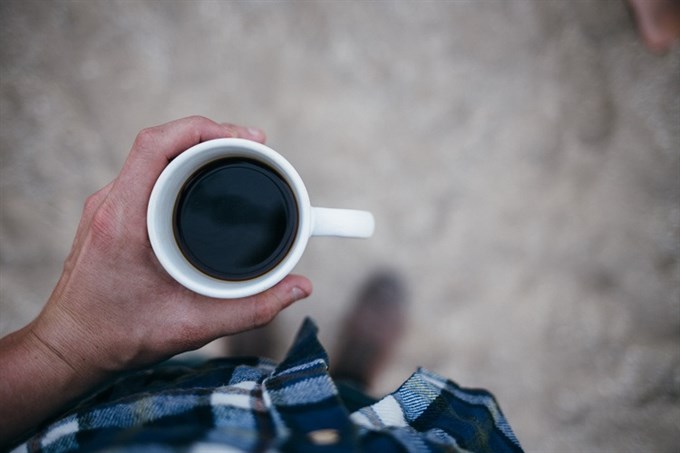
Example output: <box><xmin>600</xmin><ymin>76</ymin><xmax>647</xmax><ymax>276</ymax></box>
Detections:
<box><xmin>147</xmin><ymin>138</ymin><xmax>312</xmax><ymax>299</ymax></box>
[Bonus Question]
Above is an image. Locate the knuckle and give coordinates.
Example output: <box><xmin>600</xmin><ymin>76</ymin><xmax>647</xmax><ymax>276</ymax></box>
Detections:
<box><xmin>88</xmin><ymin>202</ymin><xmax>121</xmax><ymax>248</ymax></box>
<box><xmin>185</xmin><ymin>115</ymin><xmax>211</xmax><ymax>125</ymax></box>
<box><xmin>133</xmin><ymin>127</ymin><xmax>159</xmax><ymax>150</ymax></box>
<box><xmin>185</xmin><ymin>116</ymin><xmax>215</xmax><ymax>140</ymax></box>
<box><xmin>82</xmin><ymin>184</ymin><xmax>111</xmax><ymax>217</ymax></box>
<box><xmin>82</xmin><ymin>192</ymin><xmax>101</xmax><ymax>216</ymax></box>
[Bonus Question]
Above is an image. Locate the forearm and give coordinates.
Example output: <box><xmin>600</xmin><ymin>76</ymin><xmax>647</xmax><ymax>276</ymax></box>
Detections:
<box><xmin>0</xmin><ymin>323</ymin><xmax>106</xmax><ymax>446</ymax></box>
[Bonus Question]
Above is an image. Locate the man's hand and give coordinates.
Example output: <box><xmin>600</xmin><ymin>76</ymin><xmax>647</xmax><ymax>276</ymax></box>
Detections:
<box><xmin>0</xmin><ymin>116</ymin><xmax>312</xmax><ymax>444</ymax></box>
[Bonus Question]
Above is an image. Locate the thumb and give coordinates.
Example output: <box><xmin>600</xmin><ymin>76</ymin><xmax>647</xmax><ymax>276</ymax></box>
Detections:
<box><xmin>191</xmin><ymin>275</ymin><xmax>313</xmax><ymax>340</ymax></box>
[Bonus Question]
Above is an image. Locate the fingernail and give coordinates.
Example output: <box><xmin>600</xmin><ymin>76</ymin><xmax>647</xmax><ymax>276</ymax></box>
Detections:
<box><xmin>246</xmin><ymin>127</ymin><xmax>265</xmax><ymax>140</ymax></box>
<box><xmin>291</xmin><ymin>286</ymin><xmax>308</xmax><ymax>302</ymax></box>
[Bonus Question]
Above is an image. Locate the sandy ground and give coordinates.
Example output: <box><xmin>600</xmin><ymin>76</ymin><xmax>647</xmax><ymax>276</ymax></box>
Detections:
<box><xmin>1</xmin><ymin>1</ymin><xmax>679</xmax><ymax>451</ymax></box>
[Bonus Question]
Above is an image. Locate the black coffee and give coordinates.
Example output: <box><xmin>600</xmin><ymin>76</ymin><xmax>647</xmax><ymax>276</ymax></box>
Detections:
<box><xmin>173</xmin><ymin>158</ymin><xmax>298</xmax><ymax>281</ymax></box>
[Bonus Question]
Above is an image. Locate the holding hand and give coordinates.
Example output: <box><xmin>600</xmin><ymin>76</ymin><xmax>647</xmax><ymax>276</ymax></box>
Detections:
<box><xmin>0</xmin><ymin>116</ymin><xmax>312</xmax><ymax>444</ymax></box>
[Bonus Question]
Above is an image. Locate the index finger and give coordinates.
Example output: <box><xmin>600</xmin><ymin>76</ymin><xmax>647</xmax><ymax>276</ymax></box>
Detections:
<box><xmin>116</xmin><ymin>116</ymin><xmax>262</xmax><ymax>200</ymax></box>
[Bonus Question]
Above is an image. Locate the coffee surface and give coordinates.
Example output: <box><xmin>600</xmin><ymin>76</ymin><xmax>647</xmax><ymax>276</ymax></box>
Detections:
<box><xmin>173</xmin><ymin>158</ymin><xmax>298</xmax><ymax>280</ymax></box>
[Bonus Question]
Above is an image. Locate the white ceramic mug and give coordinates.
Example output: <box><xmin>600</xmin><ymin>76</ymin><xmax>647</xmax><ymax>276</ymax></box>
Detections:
<box><xmin>147</xmin><ymin>138</ymin><xmax>374</xmax><ymax>298</ymax></box>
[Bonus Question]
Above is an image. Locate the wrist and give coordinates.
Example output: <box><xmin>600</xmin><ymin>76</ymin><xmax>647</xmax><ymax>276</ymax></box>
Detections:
<box><xmin>29</xmin><ymin>303</ymin><xmax>113</xmax><ymax>387</ymax></box>
<box><xmin>0</xmin><ymin>323</ymin><xmax>106</xmax><ymax>444</ymax></box>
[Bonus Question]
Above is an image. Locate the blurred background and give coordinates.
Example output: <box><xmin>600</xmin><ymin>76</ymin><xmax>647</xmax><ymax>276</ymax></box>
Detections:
<box><xmin>1</xmin><ymin>0</ymin><xmax>678</xmax><ymax>451</ymax></box>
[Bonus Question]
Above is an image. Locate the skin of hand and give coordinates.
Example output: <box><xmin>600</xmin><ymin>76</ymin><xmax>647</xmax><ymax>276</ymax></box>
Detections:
<box><xmin>0</xmin><ymin>116</ymin><xmax>313</xmax><ymax>444</ymax></box>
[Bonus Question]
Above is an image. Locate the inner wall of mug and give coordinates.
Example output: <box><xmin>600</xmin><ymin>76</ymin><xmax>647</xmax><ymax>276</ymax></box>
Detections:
<box><xmin>148</xmin><ymin>139</ymin><xmax>311</xmax><ymax>298</ymax></box>
<box><xmin>173</xmin><ymin>158</ymin><xmax>298</xmax><ymax>281</ymax></box>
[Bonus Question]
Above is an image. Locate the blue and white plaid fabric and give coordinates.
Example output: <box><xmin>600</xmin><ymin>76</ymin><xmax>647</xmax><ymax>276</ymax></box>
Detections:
<box><xmin>13</xmin><ymin>318</ymin><xmax>523</xmax><ymax>452</ymax></box>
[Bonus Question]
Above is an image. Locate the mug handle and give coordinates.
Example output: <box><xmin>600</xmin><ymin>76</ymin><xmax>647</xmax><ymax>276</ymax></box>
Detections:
<box><xmin>311</xmin><ymin>207</ymin><xmax>375</xmax><ymax>238</ymax></box>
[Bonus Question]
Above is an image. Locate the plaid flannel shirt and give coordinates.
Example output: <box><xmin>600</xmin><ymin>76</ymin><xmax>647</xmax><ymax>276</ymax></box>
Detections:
<box><xmin>13</xmin><ymin>318</ymin><xmax>523</xmax><ymax>452</ymax></box>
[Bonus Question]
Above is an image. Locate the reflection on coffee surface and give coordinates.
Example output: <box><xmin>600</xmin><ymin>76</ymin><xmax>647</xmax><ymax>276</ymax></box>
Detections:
<box><xmin>173</xmin><ymin>158</ymin><xmax>298</xmax><ymax>280</ymax></box>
